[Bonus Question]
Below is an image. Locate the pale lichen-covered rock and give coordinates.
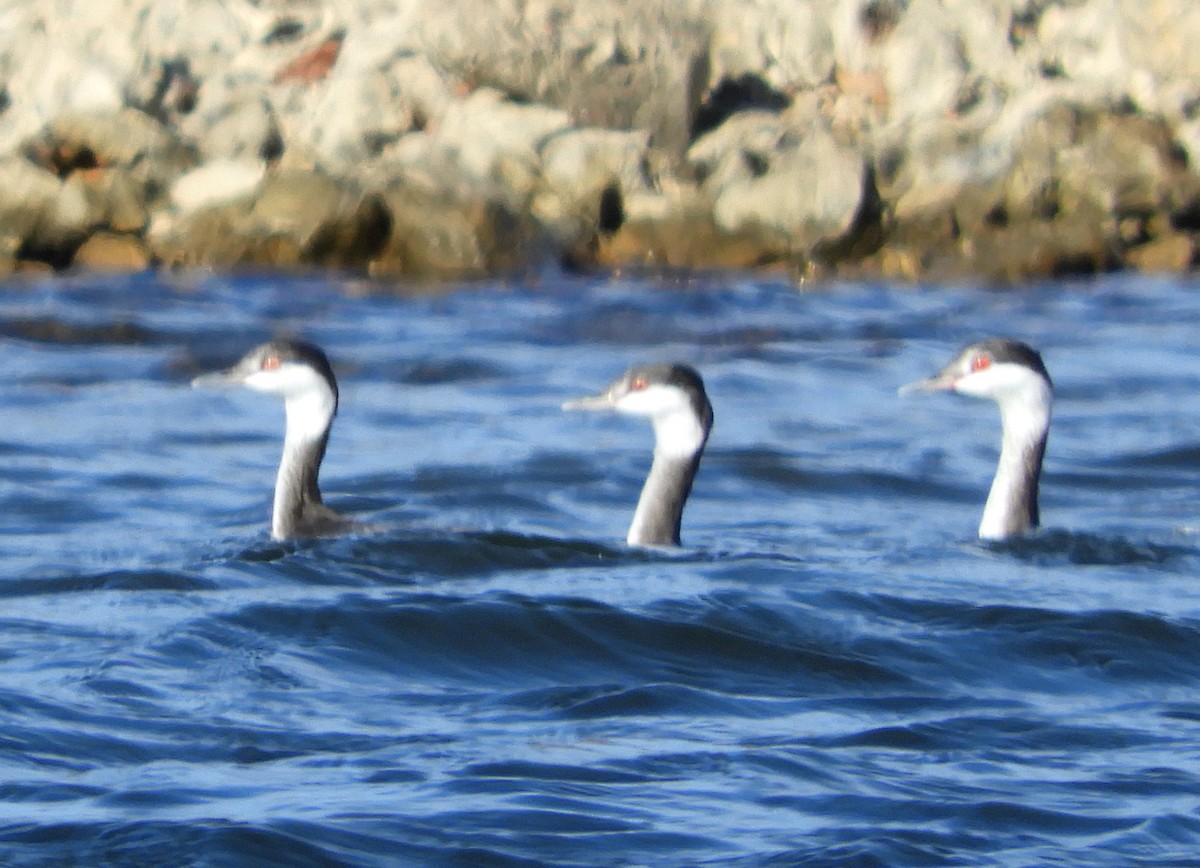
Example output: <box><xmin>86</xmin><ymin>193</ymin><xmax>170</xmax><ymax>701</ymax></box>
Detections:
<box><xmin>410</xmin><ymin>0</ymin><xmax>708</xmax><ymax>158</ymax></box>
<box><xmin>135</xmin><ymin>0</ymin><xmax>257</xmax><ymax>79</ymax></box>
<box><xmin>430</xmin><ymin>89</ymin><xmax>572</xmax><ymax>188</ymax></box>
<box><xmin>72</xmin><ymin>169</ymin><xmax>148</xmax><ymax>234</ymax></box>
<box><xmin>40</xmin><ymin>108</ymin><xmax>190</xmax><ymax>171</ymax></box>
<box><xmin>884</xmin><ymin>94</ymin><xmax>1200</xmax><ymax>281</ymax></box>
<box><xmin>275</xmin><ymin>27</ymin><xmax>454</xmax><ymax>173</ymax></box>
<box><xmin>170</xmin><ymin>159</ymin><xmax>267</xmax><ymax>214</ymax></box>
<box><xmin>538</xmin><ymin>128</ymin><xmax>653</xmax><ymax>203</ymax></box>
<box><xmin>690</xmin><ymin>103</ymin><xmax>874</xmax><ymax>259</ymax></box>
<box><xmin>24</xmin><ymin>172</ymin><xmax>95</xmax><ymax>263</ymax></box>
<box><xmin>532</xmin><ymin>127</ymin><xmax>654</xmax><ymax>251</ymax></box>
<box><xmin>0</xmin><ymin>160</ymin><xmax>62</xmax><ymax>260</ymax></box>
<box><xmin>0</xmin><ymin>2</ymin><xmax>143</xmax><ymax>155</ymax></box>
<box><xmin>181</xmin><ymin>88</ymin><xmax>282</xmax><ymax>162</ymax></box>
<box><xmin>707</xmin><ymin>0</ymin><xmax>835</xmax><ymax>93</ymax></box>
<box><xmin>151</xmin><ymin>168</ymin><xmax>390</xmax><ymax>270</ymax></box>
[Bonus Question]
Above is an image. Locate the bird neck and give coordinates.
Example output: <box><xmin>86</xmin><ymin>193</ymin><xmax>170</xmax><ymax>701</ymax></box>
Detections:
<box><xmin>627</xmin><ymin>451</ymin><xmax>703</xmax><ymax>547</ymax></box>
<box><xmin>978</xmin><ymin>384</ymin><xmax>1051</xmax><ymax>540</ymax></box>
<box><xmin>271</xmin><ymin>389</ymin><xmax>336</xmax><ymax>541</ymax></box>
<box><xmin>626</xmin><ymin>410</ymin><xmax>709</xmax><ymax>547</ymax></box>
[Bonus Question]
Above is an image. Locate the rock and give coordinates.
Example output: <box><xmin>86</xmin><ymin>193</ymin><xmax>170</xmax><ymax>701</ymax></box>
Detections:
<box><xmin>71</xmin><ymin>168</ymin><xmax>148</xmax><ymax>233</ymax></box>
<box><xmin>170</xmin><ymin>159</ymin><xmax>267</xmax><ymax>214</ymax></box>
<box><xmin>305</xmin><ymin>195</ymin><xmax>393</xmax><ymax>271</ymax></box>
<box><xmin>412</xmin><ymin>0</ymin><xmax>708</xmax><ymax>159</ymax></box>
<box><xmin>181</xmin><ymin>88</ymin><xmax>282</xmax><ymax>162</ymax></box>
<box><xmin>136</xmin><ymin>0</ymin><xmax>254</xmax><ymax>80</ymax></box>
<box><xmin>274</xmin><ymin>34</ymin><xmax>344</xmax><ymax>85</ymax></box>
<box><xmin>372</xmin><ymin>181</ymin><xmax>543</xmax><ymax>279</ymax></box>
<box><xmin>1126</xmin><ymin>232</ymin><xmax>1195</xmax><ymax>273</ymax></box>
<box><xmin>539</xmin><ymin>128</ymin><xmax>652</xmax><ymax>201</ymax></box>
<box><xmin>966</xmin><ymin>220</ymin><xmax>1122</xmax><ymax>283</ymax></box>
<box><xmin>67</xmin><ymin>67</ymin><xmax>125</xmax><ymax>114</ymax></box>
<box><xmin>1</xmin><ymin>0</ymin><xmax>1200</xmax><ymax>282</ymax></box>
<box><xmin>879</xmin><ymin>0</ymin><xmax>1022</xmax><ymax>125</ymax></box>
<box><xmin>532</xmin><ymin>127</ymin><xmax>654</xmax><ymax>249</ymax></box>
<box><xmin>7</xmin><ymin>167</ymin><xmax>147</xmax><ymax>267</ymax></box>
<box><xmin>1014</xmin><ymin>107</ymin><xmax>1195</xmax><ymax>222</ymax></box>
<box><xmin>0</xmin><ymin>159</ymin><xmax>62</xmax><ymax>259</ymax></box>
<box><xmin>433</xmin><ymin>89</ymin><xmax>573</xmax><ymax>187</ymax></box>
<box><xmin>24</xmin><ymin>171</ymin><xmax>94</xmax><ymax>265</ymax></box>
<box><xmin>71</xmin><ymin>231</ymin><xmax>151</xmax><ymax>272</ymax></box>
<box><xmin>885</xmin><ymin>94</ymin><xmax>1200</xmax><ymax>282</ymax></box>
<box><xmin>151</xmin><ymin>169</ymin><xmax>391</xmax><ymax>270</ymax></box>
<box><xmin>40</xmin><ymin>108</ymin><xmax>188</xmax><ymax>172</ymax></box>
<box><xmin>363</xmin><ymin>88</ymin><xmax>578</xmax><ymax>226</ymax></box>
<box><xmin>249</xmin><ymin>171</ymin><xmax>347</xmax><ymax>233</ymax></box>
<box><xmin>0</xmin><ymin>3</ymin><xmax>144</xmax><ymax>155</ymax></box>
<box><xmin>707</xmin><ymin>0</ymin><xmax>836</xmax><ymax>94</ymax></box>
<box><xmin>690</xmin><ymin>103</ymin><xmax>875</xmax><ymax>259</ymax></box>
<box><xmin>590</xmin><ymin>193</ymin><xmax>789</xmax><ymax>271</ymax></box>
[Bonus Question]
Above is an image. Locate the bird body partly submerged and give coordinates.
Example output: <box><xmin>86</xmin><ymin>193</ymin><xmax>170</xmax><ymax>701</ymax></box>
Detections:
<box><xmin>193</xmin><ymin>339</ymin><xmax>350</xmax><ymax>540</ymax></box>
<box><xmin>564</xmin><ymin>363</ymin><xmax>713</xmax><ymax>547</ymax></box>
<box><xmin>903</xmin><ymin>339</ymin><xmax>1053</xmax><ymax>540</ymax></box>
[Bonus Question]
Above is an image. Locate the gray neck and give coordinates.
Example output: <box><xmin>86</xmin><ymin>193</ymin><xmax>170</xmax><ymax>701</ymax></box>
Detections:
<box><xmin>627</xmin><ymin>451</ymin><xmax>702</xmax><ymax>547</ymax></box>
<box><xmin>271</xmin><ymin>430</ymin><xmax>335</xmax><ymax>539</ymax></box>
<box><xmin>978</xmin><ymin>399</ymin><xmax>1050</xmax><ymax>540</ymax></box>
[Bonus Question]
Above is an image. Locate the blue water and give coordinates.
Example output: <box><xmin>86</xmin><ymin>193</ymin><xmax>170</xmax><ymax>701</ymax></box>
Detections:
<box><xmin>1</xmin><ymin>271</ymin><xmax>1199</xmax><ymax>866</ymax></box>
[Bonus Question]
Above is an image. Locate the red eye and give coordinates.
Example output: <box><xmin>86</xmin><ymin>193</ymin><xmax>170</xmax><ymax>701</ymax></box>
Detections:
<box><xmin>970</xmin><ymin>355</ymin><xmax>991</xmax><ymax>372</ymax></box>
<box><xmin>631</xmin><ymin>376</ymin><xmax>648</xmax><ymax>391</ymax></box>
<box><xmin>262</xmin><ymin>356</ymin><xmax>281</xmax><ymax>371</ymax></box>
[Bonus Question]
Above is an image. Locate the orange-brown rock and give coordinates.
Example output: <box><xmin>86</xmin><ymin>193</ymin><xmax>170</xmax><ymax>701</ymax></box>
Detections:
<box><xmin>372</xmin><ymin>185</ymin><xmax>543</xmax><ymax>279</ymax></box>
<box><xmin>71</xmin><ymin>231</ymin><xmax>151</xmax><ymax>272</ymax></box>
<box><xmin>591</xmin><ymin>210</ymin><xmax>788</xmax><ymax>271</ymax></box>
<box><xmin>1126</xmin><ymin>233</ymin><xmax>1196</xmax><ymax>273</ymax></box>
<box><xmin>274</xmin><ymin>34</ymin><xmax>344</xmax><ymax>85</ymax></box>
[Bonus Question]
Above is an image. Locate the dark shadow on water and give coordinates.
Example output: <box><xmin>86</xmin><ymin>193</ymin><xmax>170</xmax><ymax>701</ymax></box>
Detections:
<box><xmin>0</xmin><ymin>569</ymin><xmax>219</xmax><ymax>599</ymax></box>
<box><xmin>723</xmin><ymin>447</ymin><xmax>972</xmax><ymax>503</ymax></box>
<box><xmin>1102</xmin><ymin>442</ymin><xmax>1200</xmax><ymax>469</ymax></box>
<box><xmin>978</xmin><ymin>528</ymin><xmax>1197</xmax><ymax>567</ymax></box>
<box><xmin>222</xmin><ymin>527</ymin><xmax>698</xmax><ymax>587</ymax></box>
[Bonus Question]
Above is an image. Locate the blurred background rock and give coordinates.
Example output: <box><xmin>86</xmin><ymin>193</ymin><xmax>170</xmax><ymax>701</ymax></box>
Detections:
<box><xmin>1</xmin><ymin>0</ymin><xmax>1198</xmax><ymax>283</ymax></box>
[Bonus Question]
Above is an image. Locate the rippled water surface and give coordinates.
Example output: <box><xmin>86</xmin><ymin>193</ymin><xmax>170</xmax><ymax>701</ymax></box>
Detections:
<box><xmin>2</xmin><ymin>271</ymin><xmax>1199</xmax><ymax>866</ymax></box>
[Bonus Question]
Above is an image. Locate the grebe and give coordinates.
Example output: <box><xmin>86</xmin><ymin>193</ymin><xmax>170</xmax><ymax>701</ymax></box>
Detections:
<box><xmin>902</xmin><ymin>338</ymin><xmax>1053</xmax><ymax>540</ymax></box>
<box><xmin>192</xmin><ymin>339</ymin><xmax>351</xmax><ymax>540</ymax></box>
<box><xmin>564</xmin><ymin>363</ymin><xmax>713</xmax><ymax>547</ymax></box>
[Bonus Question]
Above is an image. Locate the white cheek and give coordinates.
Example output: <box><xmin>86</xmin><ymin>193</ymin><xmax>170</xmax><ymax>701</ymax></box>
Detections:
<box><xmin>614</xmin><ymin>384</ymin><xmax>705</xmax><ymax>458</ymax></box>
<box><xmin>954</xmin><ymin>365</ymin><xmax>1035</xmax><ymax>399</ymax></box>
<box><xmin>244</xmin><ymin>364</ymin><xmax>324</xmax><ymax>398</ymax></box>
<box><xmin>614</xmin><ymin>384</ymin><xmax>689</xmax><ymax>416</ymax></box>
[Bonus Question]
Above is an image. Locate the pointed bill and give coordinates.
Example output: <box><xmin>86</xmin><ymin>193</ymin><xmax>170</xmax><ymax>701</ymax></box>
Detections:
<box><xmin>898</xmin><ymin>370</ymin><xmax>957</xmax><ymax>396</ymax></box>
<box><xmin>191</xmin><ymin>361</ymin><xmax>253</xmax><ymax>389</ymax></box>
<box><xmin>562</xmin><ymin>392</ymin><xmax>614</xmax><ymax>412</ymax></box>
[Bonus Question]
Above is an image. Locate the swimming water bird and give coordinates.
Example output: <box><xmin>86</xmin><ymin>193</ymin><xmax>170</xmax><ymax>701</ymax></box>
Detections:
<box><xmin>564</xmin><ymin>364</ymin><xmax>713</xmax><ymax>547</ymax></box>
<box><xmin>901</xmin><ymin>338</ymin><xmax>1053</xmax><ymax>541</ymax></box>
<box><xmin>192</xmin><ymin>339</ymin><xmax>351</xmax><ymax>540</ymax></box>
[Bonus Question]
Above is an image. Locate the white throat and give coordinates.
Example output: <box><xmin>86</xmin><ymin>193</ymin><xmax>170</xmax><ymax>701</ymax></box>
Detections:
<box><xmin>282</xmin><ymin>388</ymin><xmax>337</xmax><ymax>446</ymax></box>
<box><xmin>270</xmin><ymin>382</ymin><xmax>336</xmax><ymax>540</ymax></box>
<box><xmin>977</xmin><ymin>378</ymin><xmax>1052</xmax><ymax>540</ymax></box>
<box><xmin>649</xmin><ymin>406</ymin><xmax>708</xmax><ymax>460</ymax></box>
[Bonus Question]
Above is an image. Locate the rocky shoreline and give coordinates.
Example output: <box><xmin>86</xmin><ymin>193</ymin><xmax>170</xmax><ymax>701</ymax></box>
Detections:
<box><xmin>2</xmin><ymin>0</ymin><xmax>1199</xmax><ymax>285</ymax></box>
